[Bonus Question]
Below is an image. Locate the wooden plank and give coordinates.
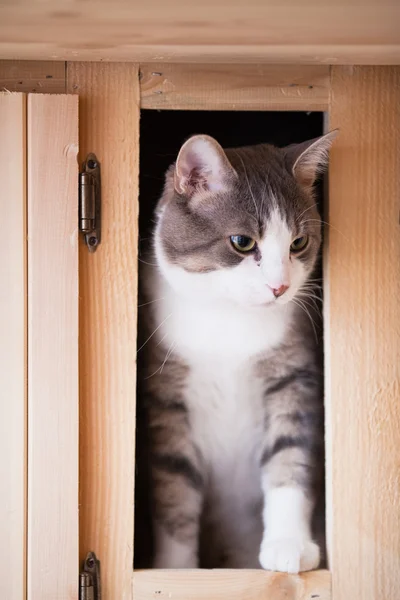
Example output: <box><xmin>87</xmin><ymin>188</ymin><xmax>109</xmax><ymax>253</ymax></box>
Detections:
<box><xmin>27</xmin><ymin>94</ymin><xmax>79</xmax><ymax>599</ymax></box>
<box><xmin>66</xmin><ymin>63</ymin><xmax>139</xmax><ymax>599</ymax></box>
<box><xmin>326</xmin><ymin>66</ymin><xmax>400</xmax><ymax>600</ymax></box>
<box><xmin>0</xmin><ymin>92</ymin><xmax>27</xmax><ymax>600</ymax></box>
<box><xmin>140</xmin><ymin>64</ymin><xmax>330</xmax><ymax>111</ymax></box>
<box><xmin>134</xmin><ymin>569</ymin><xmax>331</xmax><ymax>600</ymax></box>
<box><xmin>0</xmin><ymin>2</ymin><xmax>399</xmax><ymax>64</ymax></box>
<box><xmin>0</xmin><ymin>60</ymin><xmax>66</xmax><ymax>93</ymax></box>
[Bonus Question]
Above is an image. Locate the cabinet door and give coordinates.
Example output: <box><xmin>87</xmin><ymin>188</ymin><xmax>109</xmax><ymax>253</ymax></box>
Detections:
<box><xmin>0</xmin><ymin>93</ymin><xmax>79</xmax><ymax>600</ymax></box>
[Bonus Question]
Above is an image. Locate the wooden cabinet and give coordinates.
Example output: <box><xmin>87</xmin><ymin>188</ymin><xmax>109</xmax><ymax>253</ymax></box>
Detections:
<box><xmin>0</xmin><ymin>12</ymin><xmax>399</xmax><ymax>598</ymax></box>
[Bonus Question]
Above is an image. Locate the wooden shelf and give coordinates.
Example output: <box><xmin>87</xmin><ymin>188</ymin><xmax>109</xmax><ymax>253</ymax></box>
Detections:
<box><xmin>133</xmin><ymin>569</ymin><xmax>331</xmax><ymax>600</ymax></box>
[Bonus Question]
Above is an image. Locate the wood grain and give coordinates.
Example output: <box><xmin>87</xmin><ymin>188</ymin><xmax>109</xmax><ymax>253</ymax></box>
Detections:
<box><xmin>134</xmin><ymin>569</ymin><xmax>331</xmax><ymax>600</ymax></box>
<box><xmin>0</xmin><ymin>2</ymin><xmax>399</xmax><ymax>64</ymax></box>
<box><xmin>0</xmin><ymin>60</ymin><xmax>66</xmax><ymax>93</ymax></box>
<box><xmin>66</xmin><ymin>63</ymin><xmax>139</xmax><ymax>599</ymax></box>
<box><xmin>0</xmin><ymin>92</ymin><xmax>27</xmax><ymax>600</ymax></box>
<box><xmin>27</xmin><ymin>94</ymin><xmax>79</xmax><ymax>599</ymax></box>
<box><xmin>140</xmin><ymin>64</ymin><xmax>330</xmax><ymax>111</ymax></box>
<box><xmin>326</xmin><ymin>66</ymin><xmax>400</xmax><ymax>600</ymax></box>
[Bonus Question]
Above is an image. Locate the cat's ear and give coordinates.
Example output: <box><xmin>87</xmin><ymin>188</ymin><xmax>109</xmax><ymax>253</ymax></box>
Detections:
<box><xmin>174</xmin><ymin>135</ymin><xmax>237</xmax><ymax>197</ymax></box>
<box><xmin>286</xmin><ymin>130</ymin><xmax>339</xmax><ymax>188</ymax></box>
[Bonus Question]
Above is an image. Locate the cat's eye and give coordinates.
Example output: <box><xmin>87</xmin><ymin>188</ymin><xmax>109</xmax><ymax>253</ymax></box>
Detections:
<box><xmin>230</xmin><ymin>235</ymin><xmax>256</xmax><ymax>252</ymax></box>
<box><xmin>290</xmin><ymin>235</ymin><xmax>309</xmax><ymax>253</ymax></box>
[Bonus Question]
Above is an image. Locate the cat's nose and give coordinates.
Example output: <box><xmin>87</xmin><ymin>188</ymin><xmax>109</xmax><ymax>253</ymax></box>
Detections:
<box><xmin>272</xmin><ymin>284</ymin><xmax>289</xmax><ymax>298</ymax></box>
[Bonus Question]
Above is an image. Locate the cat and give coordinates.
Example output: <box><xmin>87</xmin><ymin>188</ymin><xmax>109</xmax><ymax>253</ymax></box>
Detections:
<box><xmin>135</xmin><ymin>130</ymin><xmax>337</xmax><ymax>572</ymax></box>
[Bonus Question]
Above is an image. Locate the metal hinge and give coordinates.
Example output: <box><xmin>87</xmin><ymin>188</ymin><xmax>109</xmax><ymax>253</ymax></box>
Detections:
<box><xmin>79</xmin><ymin>551</ymin><xmax>101</xmax><ymax>600</ymax></box>
<box><xmin>79</xmin><ymin>153</ymin><xmax>101</xmax><ymax>252</ymax></box>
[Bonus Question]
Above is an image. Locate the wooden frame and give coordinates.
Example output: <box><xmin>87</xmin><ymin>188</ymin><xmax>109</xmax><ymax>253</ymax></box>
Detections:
<box><xmin>139</xmin><ymin>64</ymin><xmax>330</xmax><ymax>111</ymax></box>
<box><xmin>326</xmin><ymin>66</ymin><xmax>400</xmax><ymax>599</ymax></box>
<box><xmin>66</xmin><ymin>63</ymin><xmax>140</xmax><ymax>600</ymax></box>
<box><xmin>1</xmin><ymin>61</ymin><xmax>399</xmax><ymax>600</ymax></box>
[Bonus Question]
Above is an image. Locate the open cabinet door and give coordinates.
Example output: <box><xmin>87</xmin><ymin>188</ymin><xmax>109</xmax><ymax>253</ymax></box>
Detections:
<box><xmin>0</xmin><ymin>93</ymin><xmax>79</xmax><ymax>599</ymax></box>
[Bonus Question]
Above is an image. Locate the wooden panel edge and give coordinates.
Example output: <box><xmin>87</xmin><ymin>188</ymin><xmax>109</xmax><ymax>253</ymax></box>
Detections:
<box><xmin>0</xmin><ymin>91</ymin><xmax>27</xmax><ymax>600</ymax></box>
<box><xmin>140</xmin><ymin>63</ymin><xmax>330</xmax><ymax>111</ymax></box>
<box><xmin>133</xmin><ymin>569</ymin><xmax>331</xmax><ymax>600</ymax></box>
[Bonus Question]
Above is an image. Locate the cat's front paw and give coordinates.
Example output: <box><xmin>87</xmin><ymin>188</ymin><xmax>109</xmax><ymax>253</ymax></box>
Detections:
<box><xmin>259</xmin><ymin>537</ymin><xmax>320</xmax><ymax>573</ymax></box>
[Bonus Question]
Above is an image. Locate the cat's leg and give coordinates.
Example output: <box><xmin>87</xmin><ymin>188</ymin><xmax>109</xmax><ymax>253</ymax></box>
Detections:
<box><xmin>259</xmin><ymin>368</ymin><xmax>323</xmax><ymax>573</ymax></box>
<box><xmin>148</xmin><ymin>400</ymin><xmax>204</xmax><ymax>569</ymax></box>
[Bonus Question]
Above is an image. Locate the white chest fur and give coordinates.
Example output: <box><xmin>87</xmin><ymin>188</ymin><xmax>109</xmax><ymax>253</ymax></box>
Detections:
<box><xmin>185</xmin><ymin>359</ymin><xmax>264</xmax><ymax>487</ymax></box>
<box><xmin>153</xmin><ymin>277</ymin><xmax>291</xmax><ymax>480</ymax></box>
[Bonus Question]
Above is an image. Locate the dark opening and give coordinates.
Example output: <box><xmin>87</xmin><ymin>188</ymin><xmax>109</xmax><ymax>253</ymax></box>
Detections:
<box><xmin>135</xmin><ymin>110</ymin><xmax>325</xmax><ymax>569</ymax></box>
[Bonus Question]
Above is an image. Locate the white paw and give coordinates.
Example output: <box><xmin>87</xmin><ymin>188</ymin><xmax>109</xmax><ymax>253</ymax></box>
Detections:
<box><xmin>259</xmin><ymin>537</ymin><xmax>320</xmax><ymax>573</ymax></box>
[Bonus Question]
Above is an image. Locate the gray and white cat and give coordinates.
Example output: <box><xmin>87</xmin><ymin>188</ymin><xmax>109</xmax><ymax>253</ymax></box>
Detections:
<box><xmin>136</xmin><ymin>130</ymin><xmax>337</xmax><ymax>572</ymax></box>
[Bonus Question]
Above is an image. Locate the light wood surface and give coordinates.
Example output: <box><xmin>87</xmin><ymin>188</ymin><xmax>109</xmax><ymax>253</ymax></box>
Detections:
<box><xmin>0</xmin><ymin>61</ymin><xmax>66</xmax><ymax>93</ymax></box>
<box><xmin>326</xmin><ymin>66</ymin><xmax>400</xmax><ymax>599</ymax></box>
<box><xmin>67</xmin><ymin>63</ymin><xmax>139</xmax><ymax>599</ymax></box>
<box><xmin>140</xmin><ymin>64</ymin><xmax>330</xmax><ymax>111</ymax></box>
<box><xmin>0</xmin><ymin>2</ymin><xmax>399</xmax><ymax>64</ymax></box>
<box><xmin>0</xmin><ymin>92</ymin><xmax>27</xmax><ymax>600</ymax></box>
<box><xmin>27</xmin><ymin>94</ymin><xmax>79</xmax><ymax>599</ymax></box>
<box><xmin>134</xmin><ymin>569</ymin><xmax>330</xmax><ymax>600</ymax></box>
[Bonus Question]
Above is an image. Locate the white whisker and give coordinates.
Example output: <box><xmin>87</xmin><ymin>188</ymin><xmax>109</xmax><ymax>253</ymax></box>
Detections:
<box><xmin>300</xmin><ymin>284</ymin><xmax>322</xmax><ymax>292</ymax></box>
<box><xmin>292</xmin><ymin>298</ymin><xmax>318</xmax><ymax>343</ymax></box>
<box><xmin>306</xmin><ymin>277</ymin><xmax>323</xmax><ymax>283</ymax></box>
<box><xmin>137</xmin><ymin>313</ymin><xmax>172</xmax><ymax>354</ymax></box>
<box><xmin>299</xmin><ymin>283</ymin><xmax>322</xmax><ymax>294</ymax></box>
<box><xmin>298</xmin><ymin>292</ymin><xmax>323</xmax><ymax>305</ymax></box>
<box><xmin>145</xmin><ymin>340</ymin><xmax>176</xmax><ymax>379</ymax></box>
<box><xmin>156</xmin><ymin>332</ymin><xmax>169</xmax><ymax>348</ymax></box>
<box><xmin>160</xmin><ymin>342</ymin><xmax>176</xmax><ymax>374</ymax></box>
<box><xmin>301</xmin><ymin>283</ymin><xmax>322</xmax><ymax>290</ymax></box>
<box><xmin>138</xmin><ymin>257</ymin><xmax>158</xmax><ymax>267</ymax></box>
<box><xmin>295</xmin><ymin>202</ymin><xmax>319</xmax><ymax>224</ymax></box>
<box><xmin>299</xmin><ymin>295</ymin><xmax>321</xmax><ymax>317</ymax></box>
<box><xmin>138</xmin><ymin>297</ymin><xmax>165</xmax><ymax>308</ymax></box>
<box><xmin>298</xmin><ymin>281</ymin><xmax>323</xmax><ymax>313</ymax></box>
<box><xmin>300</xmin><ymin>218</ymin><xmax>349</xmax><ymax>241</ymax></box>
<box><xmin>261</xmin><ymin>177</ymin><xmax>269</xmax><ymax>216</ymax></box>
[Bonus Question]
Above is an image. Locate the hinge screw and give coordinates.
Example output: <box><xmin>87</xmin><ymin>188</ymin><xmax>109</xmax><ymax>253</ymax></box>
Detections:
<box><xmin>80</xmin><ymin>551</ymin><xmax>100</xmax><ymax>600</ymax></box>
<box><xmin>87</xmin><ymin>159</ymin><xmax>98</xmax><ymax>170</ymax></box>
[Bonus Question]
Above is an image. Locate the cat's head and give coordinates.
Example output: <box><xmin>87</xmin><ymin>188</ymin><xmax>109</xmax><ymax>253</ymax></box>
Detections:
<box><xmin>154</xmin><ymin>131</ymin><xmax>337</xmax><ymax>308</ymax></box>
